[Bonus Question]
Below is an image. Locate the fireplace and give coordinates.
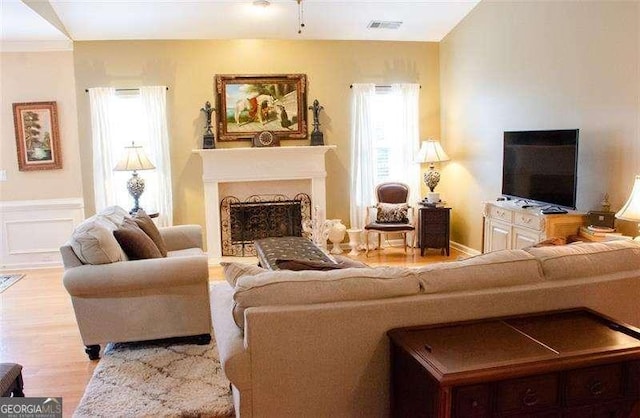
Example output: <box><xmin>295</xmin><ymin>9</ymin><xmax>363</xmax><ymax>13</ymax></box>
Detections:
<box><xmin>221</xmin><ymin>193</ymin><xmax>311</xmax><ymax>256</ymax></box>
<box><xmin>195</xmin><ymin>146</ymin><xmax>336</xmax><ymax>259</ymax></box>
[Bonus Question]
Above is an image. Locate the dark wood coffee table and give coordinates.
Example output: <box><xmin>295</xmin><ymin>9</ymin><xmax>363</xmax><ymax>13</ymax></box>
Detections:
<box><xmin>253</xmin><ymin>236</ymin><xmax>335</xmax><ymax>270</ymax></box>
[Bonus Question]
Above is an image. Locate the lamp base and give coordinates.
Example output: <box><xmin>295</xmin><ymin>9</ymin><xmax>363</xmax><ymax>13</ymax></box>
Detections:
<box><xmin>127</xmin><ymin>171</ymin><xmax>146</xmax><ymax>213</ymax></box>
<box><xmin>427</xmin><ymin>192</ymin><xmax>440</xmax><ymax>204</ymax></box>
<box><xmin>424</xmin><ymin>166</ymin><xmax>441</xmax><ymax>192</ymax></box>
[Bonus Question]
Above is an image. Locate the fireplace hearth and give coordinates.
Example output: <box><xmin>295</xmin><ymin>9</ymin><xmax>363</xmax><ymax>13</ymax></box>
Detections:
<box><xmin>221</xmin><ymin>193</ymin><xmax>311</xmax><ymax>256</ymax></box>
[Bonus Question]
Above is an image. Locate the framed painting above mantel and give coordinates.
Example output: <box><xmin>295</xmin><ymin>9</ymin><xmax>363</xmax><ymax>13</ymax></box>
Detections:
<box><xmin>215</xmin><ymin>74</ymin><xmax>308</xmax><ymax>142</ymax></box>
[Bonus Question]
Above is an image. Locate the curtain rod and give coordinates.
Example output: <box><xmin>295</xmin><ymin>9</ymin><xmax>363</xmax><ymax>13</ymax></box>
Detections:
<box><xmin>349</xmin><ymin>84</ymin><xmax>421</xmax><ymax>89</ymax></box>
<box><xmin>84</xmin><ymin>87</ymin><xmax>169</xmax><ymax>92</ymax></box>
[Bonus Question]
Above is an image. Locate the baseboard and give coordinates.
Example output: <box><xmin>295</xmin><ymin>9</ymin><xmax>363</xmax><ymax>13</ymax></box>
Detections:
<box><xmin>0</xmin><ymin>198</ymin><xmax>85</xmax><ymax>269</ymax></box>
<box><xmin>450</xmin><ymin>240</ymin><xmax>481</xmax><ymax>257</ymax></box>
<box><xmin>377</xmin><ymin>238</ymin><xmax>481</xmax><ymax>257</ymax></box>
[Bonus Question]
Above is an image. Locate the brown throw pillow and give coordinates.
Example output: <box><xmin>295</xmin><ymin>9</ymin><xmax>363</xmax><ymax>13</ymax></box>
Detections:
<box><xmin>132</xmin><ymin>209</ymin><xmax>168</xmax><ymax>257</ymax></box>
<box><xmin>275</xmin><ymin>256</ymin><xmax>370</xmax><ymax>271</ymax></box>
<box><xmin>275</xmin><ymin>259</ymin><xmax>344</xmax><ymax>271</ymax></box>
<box><xmin>113</xmin><ymin>218</ymin><xmax>162</xmax><ymax>260</ymax></box>
<box><xmin>376</xmin><ymin>203</ymin><xmax>409</xmax><ymax>223</ymax></box>
<box><xmin>529</xmin><ymin>237</ymin><xmax>567</xmax><ymax>248</ymax></box>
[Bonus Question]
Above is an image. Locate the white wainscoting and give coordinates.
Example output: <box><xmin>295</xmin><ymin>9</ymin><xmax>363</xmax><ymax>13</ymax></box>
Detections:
<box><xmin>0</xmin><ymin>198</ymin><xmax>85</xmax><ymax>269</ymax></box>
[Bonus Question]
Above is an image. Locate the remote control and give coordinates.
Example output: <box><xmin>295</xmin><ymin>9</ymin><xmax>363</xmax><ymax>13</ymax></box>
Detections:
<box><xmin>541</xmin><ymin>208</ymin><xmax>568</xmax><ymax>214</ymax></box>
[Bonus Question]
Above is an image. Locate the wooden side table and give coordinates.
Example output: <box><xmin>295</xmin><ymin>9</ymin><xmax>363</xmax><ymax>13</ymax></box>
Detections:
<box><xmin>418</xmin><ymin>206</ymin><xmax>451</xmax><ymax>256</ymax></box>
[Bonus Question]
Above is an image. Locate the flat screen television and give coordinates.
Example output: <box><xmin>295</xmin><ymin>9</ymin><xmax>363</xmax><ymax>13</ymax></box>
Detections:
<box><xmin>502</xmin><ymin>129</ymin><xmax>579</xmax><ymax>209</ymax></box>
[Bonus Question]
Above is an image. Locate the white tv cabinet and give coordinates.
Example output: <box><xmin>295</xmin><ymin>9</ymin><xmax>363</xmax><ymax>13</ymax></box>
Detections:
<box><xmin>483</xmin><ymin>201</ymin><xmax>585</xmax><ymax>253</ymax></box>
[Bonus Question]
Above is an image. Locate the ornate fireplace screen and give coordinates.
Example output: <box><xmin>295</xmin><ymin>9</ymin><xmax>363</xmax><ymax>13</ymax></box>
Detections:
<box><xmin>220</xmin><ymin>193</ymin><xmax>312</xmax><ymax>256</ymax></box>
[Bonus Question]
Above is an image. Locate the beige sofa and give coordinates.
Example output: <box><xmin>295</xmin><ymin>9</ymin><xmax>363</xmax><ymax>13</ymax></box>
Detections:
<box><xmin>211</xmin><ymin>240</ymin><xmax>640</xmax><ymax>417</ymax></box>
<box><xmin>61</xmin><ymin>206</ymin><xmax>212</xmax><ymax>360</ymax></box>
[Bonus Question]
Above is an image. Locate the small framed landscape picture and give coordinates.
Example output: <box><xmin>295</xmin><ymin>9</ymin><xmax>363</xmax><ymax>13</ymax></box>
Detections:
<box><xmin>12</xmin><ymin>101</ymin><xmax>62</xmax><ymax>171</ymax></box>
<box><xmin>215</xmin><ymin>74</ymin><xmax>308</xmax><ymax>142</ymax></box>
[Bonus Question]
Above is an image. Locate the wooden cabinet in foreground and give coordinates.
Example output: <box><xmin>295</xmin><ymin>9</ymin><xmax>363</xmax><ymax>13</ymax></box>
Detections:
<box><xmin>388</xmin><ymin>309</ymin><xmax>640</xmax><ymax>418</ymax></box>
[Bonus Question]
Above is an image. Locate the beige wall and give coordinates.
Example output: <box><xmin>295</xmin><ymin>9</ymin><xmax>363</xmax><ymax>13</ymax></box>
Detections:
<box><xmin>440</xmin><ymin>1</ymin><xmax>640</xmax><ymax>250</ymax></box>
<box><xmin>73</xmin><ymin>40</ymin><xmax>440</xmax><ymax>230</ymax></box>
<box><xmin>0</xmin><ymin>51</ymin><xmax>83</xmax><ymax>201</ymax></box>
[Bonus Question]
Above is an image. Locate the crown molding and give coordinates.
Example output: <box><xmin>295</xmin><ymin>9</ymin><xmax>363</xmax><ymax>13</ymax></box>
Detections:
<box><xmin>1</xmin><ymin>40</ymin><xmax>73</xmax><ymax>53</ymax></box>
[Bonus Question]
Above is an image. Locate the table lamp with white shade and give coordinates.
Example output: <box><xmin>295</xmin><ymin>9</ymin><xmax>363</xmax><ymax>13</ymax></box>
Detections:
<box><xmin>113</xmin><ymin>142</ymin><xmax>155</xmax><ymax>214</ymax></box>
<box><xmin>615</xmin><ymin>175</ymin><xmax>640</xmax><ymax>241</ymax></box>
<box><xmin>416</xmin><ymin>139</ymin><xmax>450</xmax><ymax>203</ymax></box>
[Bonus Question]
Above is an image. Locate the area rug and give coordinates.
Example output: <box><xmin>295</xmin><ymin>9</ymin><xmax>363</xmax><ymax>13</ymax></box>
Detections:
<box><xmin>74</xmin><ymin>338</ymin><xmax>234</xmax><ymax>418</ymax></box>
<box><xmin>0</xmin><ymin>274</ymin><xmax>24</xmax><ymax>293</ymax></box>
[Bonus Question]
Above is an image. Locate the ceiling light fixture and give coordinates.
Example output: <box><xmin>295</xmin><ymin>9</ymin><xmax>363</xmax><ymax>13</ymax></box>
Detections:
<box><xmin>253</xmin><ymin>0</ymin><xmax>270</xmax><ymax>7</ymax></box>
<box><xmin>297</xmin><ymin>0</ymin><xmax>305</xmax><ymax>34</ymax></box>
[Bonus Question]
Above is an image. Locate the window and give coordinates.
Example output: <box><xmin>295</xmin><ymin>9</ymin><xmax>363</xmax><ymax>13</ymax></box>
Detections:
<box><xmin>88</xmin><ymin>86</ymin><xmax>172</xmax><ymax>226</ymax></box>
<box><xmin>110</xmin><ymin>92</ymin><xmax>160</xmax><ymax>212</ymax></box>
<box><xmin>371</xmin><ymin>89</ymin><xmax>405</xmax><ymax>184</ymax></box>
<box><xmin>349</xmin><ymin>83</ymin><xmax>420</xmax><ymax>230</ymax></box>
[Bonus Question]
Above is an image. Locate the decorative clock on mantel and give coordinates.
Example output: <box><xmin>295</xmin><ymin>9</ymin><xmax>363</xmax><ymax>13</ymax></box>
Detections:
<box><xmin>252</xmin><ymin>131</ymin><xmax>280</xmax><ymax>147</ymax></box>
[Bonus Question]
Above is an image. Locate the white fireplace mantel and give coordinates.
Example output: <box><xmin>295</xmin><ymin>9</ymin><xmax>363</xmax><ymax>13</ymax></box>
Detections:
<box><xmin>194</xmin><ymin>145</ymin><xmax>336</xmax><ymax>259</ymax></box>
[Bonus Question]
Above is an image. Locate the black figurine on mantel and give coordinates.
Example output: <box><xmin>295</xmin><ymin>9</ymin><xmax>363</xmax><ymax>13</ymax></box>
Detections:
<box><xmin>200</xmin><ymin>101</ymin><xmax>216</xmax><ymax>149</ymax></box>
<box><xmin>308</xmin><ymin>99</ymin><xmax>325</xmax><ymax>146</ymax></box>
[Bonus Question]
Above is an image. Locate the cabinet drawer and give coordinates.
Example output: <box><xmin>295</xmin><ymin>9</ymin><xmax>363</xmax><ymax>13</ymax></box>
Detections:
<box><xmin>566</xmin><ymin>400</ymin><xmax>638</xmax><ymax>418</ymax></box>
<box><xmin>422</xmin><ymin>210</ymin><xmax>449</xmax><ymax>224</ymax></box>
<box><xmin>423</xmin><ymin>223</ymin><xmax>448</xmax><ymax>234</ymax></box>
<box><xmin>453</xmin><ymin>384</ymin><xmax>491</xmax><ymax>418</ymax></box>
<box><xmin>628</xmin><ymin>361</ymin><xmax>640</xmax><ymax>397</ymax></box>
<box><xmin>497</xmin><ymin>373</ymin><xmax>559</xmax><ymax>413</ymax></box>
<box><xmin>514</xmin><ymin>212</ymin><xmax>543</xmax><ymax>231</ymax></box>
<box><xmin>566</xmin><ymin>363</ymin><xmax>623</xmax><ymax>406</ymax></box>
<box><xmin>488</xmin><ymin>205</ymin><xmax>513</xmax><ymax>222</ymax></box>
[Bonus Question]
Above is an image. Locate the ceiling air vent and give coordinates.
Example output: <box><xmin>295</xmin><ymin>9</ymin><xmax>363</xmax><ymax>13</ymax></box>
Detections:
<box><xmin>367</xmin><ymin>21</ymin><xmax>403</xmax><ymax>30</ymax></box>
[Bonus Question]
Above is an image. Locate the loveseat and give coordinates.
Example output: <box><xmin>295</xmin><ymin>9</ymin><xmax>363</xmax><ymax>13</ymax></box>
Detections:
<box><xmin>61</xmin><ymin>206</ymin><xmax>212</xmax><ymax>359</ymax></box>
<box><xmin>211</xmin><ymin>240</ymin><xmax>640</xmax><ymax>417</ymax></box>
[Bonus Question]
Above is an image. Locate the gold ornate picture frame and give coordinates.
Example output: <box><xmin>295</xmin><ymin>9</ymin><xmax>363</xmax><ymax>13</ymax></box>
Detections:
<box><xmin>12</xmin><ymin>101</ymin><xmax>62</xmax><ymax>171</ymax></box>
<box><xmin>215</xmin><ymin>74</ymin><xmax>308</xmax><ymax>142</ymax></box>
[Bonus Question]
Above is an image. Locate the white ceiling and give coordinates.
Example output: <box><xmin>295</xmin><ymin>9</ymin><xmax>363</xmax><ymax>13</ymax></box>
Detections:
<box><xmin>1</xmin><ymin>0</ymin><xmax>480</xmax><ymax>45</ymax></box>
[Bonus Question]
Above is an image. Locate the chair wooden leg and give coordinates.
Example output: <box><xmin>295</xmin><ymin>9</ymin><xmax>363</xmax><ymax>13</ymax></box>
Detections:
<box><xmin>378</xmin><ymin>233</ymin><xmax>382</xmax><ymax>251</ymax></box>
<box><xmin>403</xmin><ymin>233</ymin><xmax>407</xmax><ymax>253</ymax></box>
<box><xmin>412</xmin><ymin>232</ymin><xmax>416</xmax><ymax>254</ymax></box>
<box><xmin>365</xmin><ymin>231</ymin><xmax>369</xmax><ymax>257</ymax></box>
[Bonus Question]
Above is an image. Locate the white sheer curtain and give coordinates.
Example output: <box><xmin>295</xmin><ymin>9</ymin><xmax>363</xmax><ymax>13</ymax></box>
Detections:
<box><xmin>88</xmin><ymin>87</ymin><xmax>118</xmax><ymax>212</ymax></box>
<box><xmin>88</xmin><ymin>86</ymin><xmax>173</xmax><ymax>226</ymax></box>
<box><xmin>140</xmin><ymin>86</ymin><xmax>173</xmax><ymax>227</ymax></box>
<box><xmin>349</xmin><ymin>83</ymin><xmax>421</xmax><ymax>233</ymax></box>
<box><xmin>349</xmin><ymin>83</ymin><xmax>377</xmax><ymax>230</ymax></box>
<box><xmin>393</xmin><ymin>83</ymin><xmax>421</xmax><ymax>206</ymax></box>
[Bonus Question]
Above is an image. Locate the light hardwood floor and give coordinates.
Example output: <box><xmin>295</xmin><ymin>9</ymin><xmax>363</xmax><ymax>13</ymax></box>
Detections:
<box><xmin>0</xmin><ymin>245</ymin><xmax>461</xmax><ymax>416</ymax></box>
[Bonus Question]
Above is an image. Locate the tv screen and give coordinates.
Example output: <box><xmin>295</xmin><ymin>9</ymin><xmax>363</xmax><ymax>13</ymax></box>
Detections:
<box><xmin>502</xmin><ymin>129</ymin><xmax>579</xmax><ymax>209</ymax></box>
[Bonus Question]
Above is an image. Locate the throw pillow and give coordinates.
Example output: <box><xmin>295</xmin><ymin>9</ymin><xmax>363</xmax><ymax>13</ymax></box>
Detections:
<box><xmin>275</xmin><ymin>259</ymin><xmax>343</xmax><ymax>271</ymax></box>
<box><xmin>113</xmin><ymin>218</ymin><xmax>162</xmax><ymax>260</ymax></box>
<box><xmin>133</xmin><ymin>209</ymin><xmax>168</xmax><ymax>257</ymax></box>
<box><xmin>221</xmin><ymin>262</ymin><xmax>268</xmax><ymax>287</ymax></box>
<box><xmin>275</xmin><ymin>257</ymin><xmax>370</xmax><ymax>271</ymax></box>
<box><xmin>70</xmin><ymin>217</ymin><xmax>124</xmax><ymax>265</ymax></box>
<box><xmin>99</xmin><ymin>205</ymin><xmax>130</xmax><ymax>227</ymax></box>
<box><xmin>528</xmin><ymin>237</ymin><xmax>567</xmax><ymax>248</ymax></box>
<box><xmin>376</xmin><ymin>203</ymin><xmax>409</xmax><ymax>224</ymax></box>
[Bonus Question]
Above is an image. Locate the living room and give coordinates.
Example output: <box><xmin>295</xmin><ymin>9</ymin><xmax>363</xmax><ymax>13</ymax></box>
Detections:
<box><xmin>2</xmin><ymin>0</ymin><xmax>640</xmax><ymax>416</ymax></box>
